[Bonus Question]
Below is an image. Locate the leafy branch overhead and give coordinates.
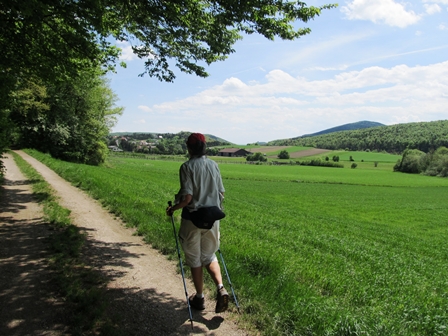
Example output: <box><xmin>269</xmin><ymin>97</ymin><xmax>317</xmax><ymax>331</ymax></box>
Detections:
<box><xmin>0</xmin><ymin>1</ymin><xmax>335</xmax><ymax>169</ymax></box>
<box><xmin>1</xmin><ymin>0</ymin><xmax>337</xmax><ymax>82</ymax></box>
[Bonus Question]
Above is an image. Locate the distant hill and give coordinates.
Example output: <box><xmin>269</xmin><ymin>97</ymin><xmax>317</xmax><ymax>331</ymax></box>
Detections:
<box><xmin>299</xmin><ymin>121</ymin><xmax>384</xmax><ymax>138</ymax></box>
<box><xmin>269</xmin><ymin>120</ymin><xmax>448</xmax><ymax>154</ymax></box>
<box><xmin>205</xmin><ymin>134</ymin><xmax>233</xmax><ymax>144</ymax></box>
<box><xmin>108</xmin><ymin>131</ymin><xmax>232</xmax><ymax>150</ymax></box>
<box><xmin>109</xmin><ymin>131</ymin><xmax>229</xmax><ymax>142</ymax></box>
<box><xmin>109</xmin><ymin>132</ymin><xmax>157</xmax><ymax>139</ymax></box>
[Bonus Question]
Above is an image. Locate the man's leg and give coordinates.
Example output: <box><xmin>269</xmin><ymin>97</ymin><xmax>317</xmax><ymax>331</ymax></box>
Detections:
<box><xmin>191</xmin><ymin>266</ymin><xmax>204</xmax><ymax>294</ymax></box>
<box><xmin>206</xmin><ymin>261</ymin><xmax>229</xmax><ymax>313</ymax></box>
<box><xmin>201</xmin><ymin>222</ymin><xmax>229</xmax><ymax>313</ymax></box>
<box><xmin>179</xmin><ymin>220</ymin><xmax>205</xmax><ymax>310</ymax></box>
<box><xmin>188</xmin><ymin>266</ymin><xmax>206</xmax><ymax>310</ymax></box>
<box><xmin>205</xmin><ymin>260</ymin><xmax>223</xmax><ymax>286</ymax></box>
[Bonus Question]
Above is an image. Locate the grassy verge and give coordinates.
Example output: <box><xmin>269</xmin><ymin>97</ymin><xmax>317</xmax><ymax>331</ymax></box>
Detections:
<box><xmin>10</xmin><ymin>151</ymin><xmax>119</xmax><ymax>336</ymax></box>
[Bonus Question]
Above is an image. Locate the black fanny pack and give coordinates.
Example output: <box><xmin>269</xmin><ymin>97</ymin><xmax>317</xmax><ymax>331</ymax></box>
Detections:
<box><xmin>187</xmin><ymin>206</ymin><xmax>225</xmax><ymax>229</ymax></box>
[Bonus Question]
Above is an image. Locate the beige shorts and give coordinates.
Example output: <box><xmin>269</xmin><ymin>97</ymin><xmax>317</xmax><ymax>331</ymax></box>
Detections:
<box><xmin>178</xmin><ymin>218</ymin><xmax>220</xmax><ymax>268</ymax></box>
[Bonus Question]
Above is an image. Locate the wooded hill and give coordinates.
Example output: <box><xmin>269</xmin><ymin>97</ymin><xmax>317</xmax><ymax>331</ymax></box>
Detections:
<box><xmin>300</xmin><ymin>120</ymin><xmax>384</xmax><ymax>137</ymax></box>
<box><xmin>268</xmin><ymin>120</ymin><xmax>448</xmax><ymax>154</ymax></box>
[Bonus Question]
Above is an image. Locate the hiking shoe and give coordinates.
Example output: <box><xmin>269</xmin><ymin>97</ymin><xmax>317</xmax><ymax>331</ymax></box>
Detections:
<box><xmin>189</xmin><ymin>294</ymin><xmax>205</xmax><ymax>310</ymax></box>
<box><xmin>215</xmin><ymin>287</ymin><xmax>229</xmax><ymax>313</ymax></box>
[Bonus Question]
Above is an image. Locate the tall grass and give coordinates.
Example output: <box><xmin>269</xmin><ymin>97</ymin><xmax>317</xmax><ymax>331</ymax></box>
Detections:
<box><xmin>24</xmin><ymin>149</ymin><xmax>448</xmax><ymax>335</ymax></box>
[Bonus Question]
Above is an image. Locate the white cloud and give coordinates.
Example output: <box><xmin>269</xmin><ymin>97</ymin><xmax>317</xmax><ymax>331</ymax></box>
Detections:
<box><xmin>138</xmin><ymin>105</ymin><xmax>152</xmax><ymax>112</ymax></box>
<box><xmin>424</xmin><ymin>3</ymin><xmax>442</xmax><ymax>14</ymax></box>
<box><xmin>117</xmin><ymin>41</ymin><xmax>138</xmax><ymax>61</ymax></box>
<box><xmin>341</xmin><ymin>0</ymin><xmax>421</xmax><ymax>27</ymax></box>
<box><xmin>440</xmin><ymin>24</ymin><xmax>448</xmax><ymax>30</ymax></box>
<box><xmin>145</xmin><ymin>61</ymin><xmax>448</xmax><ymax>143</ymax></box>
<box><xmin>423</xmin><ymin>0</ymin><xmax>448</xmax><ymax>4</ymax></box>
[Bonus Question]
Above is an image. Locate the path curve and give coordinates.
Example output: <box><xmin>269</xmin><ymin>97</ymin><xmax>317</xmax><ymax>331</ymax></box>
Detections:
<box><xmin>2</xmin><ymin>151</ymin><xmax>249</xmax><ymax>336</ymax></box>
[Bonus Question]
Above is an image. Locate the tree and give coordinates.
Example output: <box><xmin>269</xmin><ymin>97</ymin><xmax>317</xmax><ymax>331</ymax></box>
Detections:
<box><xmin>246</xmin><ymin>152</ymin><xmax>267</xmax><ymax>162</ymax></box>
<box><xmin>207</xmin><ymin>147</ymin><xmax>220</xmax><ymax>156</ymax></box>
<box><xmin>423</xmin><ymin>146</ymin><xmax>448</xmax><ymax>177</ymax></box>
<box><xmin>393</xmin><ymin>149</ymin><xmax>425</xmax><ymax>174</ymax></box>
<box><xmin>1</xmin><ymin>0</ymin><xmax>336</xmax><ymax>171</ymax></box>
<box><xmin>278</xmin><ymin>150</ymin><xmax>290</xmax><ymax>159</ymax></box>
<box><xmin>1</xmin><ymin>1</ymin><xmax>336</xmax><ymax>84</ymax></box>
<box><xmin>10</xmin><ymin>68</ymin><xmax>123</xmax><ymax>165</ymax></box>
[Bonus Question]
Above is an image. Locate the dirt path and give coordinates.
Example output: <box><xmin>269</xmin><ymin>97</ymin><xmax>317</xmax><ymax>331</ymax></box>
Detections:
<box><xmin>1</xmin><ymin>151</ymin><xmax>249</xmax><ymax>336</ymax></box>
<box><xmin>0</xmin><ymin>153</ymin><xmax>70</xmax><ymax>336</ymax></box>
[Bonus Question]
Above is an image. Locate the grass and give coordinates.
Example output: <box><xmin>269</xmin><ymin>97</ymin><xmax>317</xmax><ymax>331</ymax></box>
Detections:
<box><xmin>303</xmin><ymin>150</ymin><xmax>402</xmax><ymax>163</ymax></box>
<box><xmin>10</xmin><ymin>151</ymin><xmax>119</xmax><ymax>336</ymax></box>
<box><xmin>23</xmin><ymin>149</ymin><xmax>448</xmax><ymax>336</ymax></box>
<box><xmin>336</xmin><ymin>151</ymin><xmax>402</xmax><ymax>163</ymax></box>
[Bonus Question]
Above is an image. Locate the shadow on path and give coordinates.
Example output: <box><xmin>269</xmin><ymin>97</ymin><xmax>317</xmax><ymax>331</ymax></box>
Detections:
<box><xmin>78</xmin><ymin>235</ymin><xmax>226</xmax><ymax>335</ymax></box>
<box><xmin>0</xmin><ymin>176</ymin><xmax>69</xmax><ymax>336</ymax></box>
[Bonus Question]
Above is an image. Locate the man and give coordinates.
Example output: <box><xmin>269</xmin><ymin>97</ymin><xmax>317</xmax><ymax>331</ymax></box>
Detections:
<box><xmin>166</xmin><ymin>133</ymin><xmax>229</xmax><ymax>313</ymax></box>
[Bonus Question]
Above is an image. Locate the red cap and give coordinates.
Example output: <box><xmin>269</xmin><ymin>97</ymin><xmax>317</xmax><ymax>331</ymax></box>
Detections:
<box><xmin>186</xmin><ymin>133</ymin><xmax>206</xmax><ymax>145</ymax></box>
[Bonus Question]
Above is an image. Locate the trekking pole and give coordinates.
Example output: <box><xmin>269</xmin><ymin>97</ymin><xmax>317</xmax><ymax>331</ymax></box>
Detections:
<box><xmin>168</xmin><ymin>201</ymin><xmax>194</xmax><ymax>330</ymax></box>
<box><xmin>217</xmin><ymin>248</ymin><xmax>240</xmax><ymax>313</ymax></box>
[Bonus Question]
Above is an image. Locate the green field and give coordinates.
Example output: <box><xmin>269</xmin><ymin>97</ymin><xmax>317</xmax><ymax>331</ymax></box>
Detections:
<box><xmin>309</xmin><ymin>151</ymin><xmax>402</xmax><ymax>163</ymax></box>
<box><xmin>25</xmin><ymin>149</ymin><xmax>448</xmax><ymax>335</ymax></box>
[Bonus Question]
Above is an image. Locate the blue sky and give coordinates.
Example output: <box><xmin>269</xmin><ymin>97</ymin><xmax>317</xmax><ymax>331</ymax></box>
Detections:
<box><xmin>108</xmin><ymin>0</ymin><xmax>448</xmax><ymax>145</ymax></box>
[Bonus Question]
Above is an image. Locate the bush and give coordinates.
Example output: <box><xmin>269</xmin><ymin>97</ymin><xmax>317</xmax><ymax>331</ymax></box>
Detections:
<box><xmin>278</xmin><ymin>150</ymin><xmax>290</xmax><ymax>159</ymax></box>
<box><xmin>394</xmin><ymin>149</ymin><xmax>425</xmax><ymax>174</ymax></box>
<box><xmin>424</xmin><ymin>146</ymin><xmax>448</xmax><ymax>177</ymax></box>
<box><xmin>297</xmin><ymin>159</ymin><xmax>344</xmax><ymax>168</ymax></box>
<box><xmin>351</xmin><ymin>163</ymin><xmax>357</xmax><ymax>169</ymax></box>
<box><xmin>246</xmin><ymin>152</ymin><xmax>267</xmax><ymax>162</ymax></box>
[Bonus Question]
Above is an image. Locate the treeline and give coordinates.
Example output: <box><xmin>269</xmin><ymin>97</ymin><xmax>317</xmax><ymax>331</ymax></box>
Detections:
<box><xmin>108</xmin><ymin>132</ymin><xmax>231</xmax><ymax>155</ymax></box>
<box><xmin>1</xmin><ymin>1</ymin><xmax>126</xmax><ymax>167</ymax></box>
<box><xmin>8</xmin><ymin>71</ymin><xmax>123</xmax><ymax>165</ymax></box>
<box><xmin>394</xmin><ymin>147</ymin><xmax>448</xmax><ymax>177</ymax></box>
<box><xmin>269</xmin><ymin>120</ymin><xmax>448</xmax><ymax>154</ymax></box>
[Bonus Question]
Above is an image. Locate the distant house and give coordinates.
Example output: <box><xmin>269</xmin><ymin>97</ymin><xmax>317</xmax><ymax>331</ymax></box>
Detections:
<box><xmin>218</xmin><ymin>148</ymin><xmax>251</xmax><ymax>157</ymax></box>
<box><xmin>108</xmin><ymin>146</ymin><xmax>123</xmax><ymax>152</ymax></box>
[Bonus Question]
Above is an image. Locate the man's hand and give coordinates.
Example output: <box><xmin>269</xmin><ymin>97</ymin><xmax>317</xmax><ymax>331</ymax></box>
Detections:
<box><xmin>166</xmin><ymin>206</ymin><xmax>174</xmax><ymax>216</ymax></box>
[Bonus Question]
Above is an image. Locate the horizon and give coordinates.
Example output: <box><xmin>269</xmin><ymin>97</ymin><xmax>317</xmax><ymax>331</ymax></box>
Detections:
<box><xmin>109</xmin><ymin>1</ymin><xmax>448</xmax><ymax>145</ymax></box>
<box><xmin>110</xmin><ymin>120</ymin><xmax>387</xmax><ymax>145</ymax></box>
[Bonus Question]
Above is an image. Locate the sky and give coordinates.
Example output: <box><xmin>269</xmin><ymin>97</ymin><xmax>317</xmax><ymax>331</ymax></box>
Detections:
<box><xmin>108</xmin><ymin>0</ymin><xmax>448</xmax><ymax>145</ymax></box>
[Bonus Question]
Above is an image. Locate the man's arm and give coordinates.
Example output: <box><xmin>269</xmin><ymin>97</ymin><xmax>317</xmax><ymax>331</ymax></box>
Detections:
<box><xmin>167</xmin><ymin>194</ymin><xmax>192</xmax><ymax>216</ymax></box>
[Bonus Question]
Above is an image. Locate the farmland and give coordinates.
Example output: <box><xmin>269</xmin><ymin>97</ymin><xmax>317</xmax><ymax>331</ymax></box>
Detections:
<box><xmin>25</xmin><ymin>149</ymin><xmax>448</xmax><ymax>335</ymax></box>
